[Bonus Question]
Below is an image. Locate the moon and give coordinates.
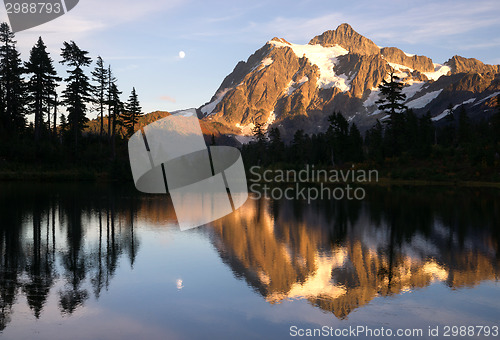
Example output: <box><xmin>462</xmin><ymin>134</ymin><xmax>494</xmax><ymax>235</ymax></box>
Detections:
<box><xmin>178</xmin><ymin>51</ymin><xmax>186</xmax><ymax>59</ymax></box>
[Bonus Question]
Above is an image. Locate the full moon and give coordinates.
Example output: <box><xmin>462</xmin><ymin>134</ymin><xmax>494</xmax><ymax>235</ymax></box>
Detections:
<box><xmin>178</xmin><ymin>51</ymin><xmax>186</xmax><ymax>59</ymax></box>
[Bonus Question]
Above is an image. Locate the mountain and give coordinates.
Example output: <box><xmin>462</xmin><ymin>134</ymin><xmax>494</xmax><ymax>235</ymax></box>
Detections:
<box><xmin>197</xmin><ymin>23</ymin><xmax>500</xmax><ymax>141</ymax></box>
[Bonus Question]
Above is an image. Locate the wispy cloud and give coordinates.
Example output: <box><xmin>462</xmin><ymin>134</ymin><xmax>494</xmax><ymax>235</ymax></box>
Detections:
<box><xmin>160</xmin><ymin>95</ymin><xmax>176</xmax><ymax>103</ymax></box>
<box><xmin>3</xmin><ymin>0</ymin><xmax>185</xmax><ymax>56</ymax></box>
<box><xmin>356</xmin><ymin>1</ymin><xmax>500</xmax><ymax>44</ymax></box>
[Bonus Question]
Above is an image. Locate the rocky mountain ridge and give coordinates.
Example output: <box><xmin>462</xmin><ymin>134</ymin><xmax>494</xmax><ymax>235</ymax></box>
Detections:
<box><xmin>197</xmin><ymin>23</ymin><xmax>500</xmax><ymax>140</ymax></box>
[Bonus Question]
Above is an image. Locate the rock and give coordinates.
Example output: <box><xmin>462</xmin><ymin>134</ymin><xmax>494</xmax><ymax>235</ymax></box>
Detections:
<box><xmin>309</xmin><ymin>23</ymin><xmax>380</xmax><ymax>55</ymax></box>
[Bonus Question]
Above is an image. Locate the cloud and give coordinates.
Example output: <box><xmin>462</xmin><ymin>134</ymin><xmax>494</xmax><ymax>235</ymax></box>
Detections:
<box><xmin>160</xmin><ymin>95</ymin><xmax>176</xmax><ymax>103</ymax></box>
<box><xmin>3</xmin><ymin>0</ymin><xmax>185</xmax><ymax>56</ymax></box>
<box><xmin>344</xmin><ymin>0</ymin><xmax>500</xmax><ymax>45</ymax></box>
<box><xmin>244</xmin><ymin>13</ymin><xmax>345</xmax><ymax>42</ymax></box>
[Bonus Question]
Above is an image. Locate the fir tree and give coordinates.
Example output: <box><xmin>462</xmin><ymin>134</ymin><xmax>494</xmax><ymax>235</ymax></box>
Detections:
<box><xmin>91</xmin><ymin>56</ymin><xmax>108</xmax><ymax>139</ymax></box>
<box><xmin>108</xmin><ymin>82</ymin><xmax>123</xmax><ymax>159</ymax></box>
<box><xmin>106</xmin><ymin>65</ymin><xmax>117</xmax><ymax>139</ymax></box>
<box><xmin>327</xmin><ymin>112</ymin><xmax>349</xmax><ymax>165</ymax></box>
<box><xmin>376</xmin><ymin>72</ymin><xmax>407</xmax><ymax>156</ymax></box>
<box><xmin>268</xmin><ymin>127</ymin><xmax>285</xmax><ymax>163</ymax></box>
<box><xmin>376</xmin><ymin>72</ymin><xmax>407</xmax><ymax>120</ymax></box>
<box><xmin>60</xmin><ymin>41</ymin><xmax>92</xmax><ymax>149</ymax></box>
<box><xmin>122</xmin><ymin>87</ymin><xmax>142</xmax><ymax>137</ymax></box>
<box><xmin>457</xmin><ymin>105</ymin><xmax>471</xmax><ymax>146</ymax></box>
<box><xmin>25</xmin><ymin>37</ymin><xmax>60</xmax><ymax>141</ymax></box>
<box><xmin>366</xmin><ymin>120</ymin><xmax>384</xmax><ymax>162</ymax></box>
<box><xmin>348</xmin><ymin>123</ymin><xmax>364</xmax><ymax>162</ymax></box>
<box><xmin>0</xmin><ymin>22</ymin><xmax>26</xmax><ymax>133</ymax></box>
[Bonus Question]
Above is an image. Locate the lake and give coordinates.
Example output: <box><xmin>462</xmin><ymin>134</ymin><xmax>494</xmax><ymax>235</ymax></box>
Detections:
<box><xmin>0</xmin><ymin>182</ymin><xmax>499</xmax><ymax>339</ymax></box>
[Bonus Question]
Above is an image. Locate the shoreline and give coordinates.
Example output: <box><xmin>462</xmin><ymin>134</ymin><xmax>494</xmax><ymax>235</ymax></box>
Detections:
<box><xmin>1</xmin><ymin>170</ymin><xmax>499</xmax><ymax>189</ymax></box>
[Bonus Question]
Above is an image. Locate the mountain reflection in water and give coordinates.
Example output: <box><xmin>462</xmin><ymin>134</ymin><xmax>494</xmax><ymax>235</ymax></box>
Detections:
<box><xmin>208</xmin><ymin>187</ymin><xmax>500</xmax><ymax>319</ymax></box>
<box><xmin>0</xmin><ymin>182</ymin><xmax>498</xmax><ymax>334</ymax></box>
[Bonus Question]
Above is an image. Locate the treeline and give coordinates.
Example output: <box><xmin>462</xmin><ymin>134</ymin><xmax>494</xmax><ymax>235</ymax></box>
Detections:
<box><xmin>243</xmin><ymin>73</ymin><xmax>500</xmax><ymax>181</ymax></box>
<box><xmin>0</xmin><ymin>22</ymin><xmax>141</xmax><ymax>174</ymax></box>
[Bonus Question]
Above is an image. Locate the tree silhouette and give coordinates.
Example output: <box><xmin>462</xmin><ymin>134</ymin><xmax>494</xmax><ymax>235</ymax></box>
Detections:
<box><xmin>25</xmin><ymin>37</ymin><xmax>60</xmax><ymax>142</ymax></box>
<box><xmin>91</xmin><ymin>56</ymin><xmax>108</xmax><ymax>140</ymax></box>
<box><xmin>108</xmin><ymin>82</ymin><xmax>124</xmax><ymax>159</ymax></box>
<box><xmin>376</xmin><ymin>72</ymin><xmax>407</xmax><ymax>156</ymax></box>
<box><xmin>0</xmin><ymin>23</ymin><xmax>26</xmax><ymax>133</ymax></box>
<box><xmin>60</xmin><ymin>41</ymin><xmax>92</xmax><ymax>150</ymax></box>
<box><xmin>122</xmin><ymin>87</ymin><xmax>142</xmax><ymax>137</ymax></box>
<box><xmin>376</xmin><ymin>72</ymin><xmax>407</xmax><ymax>120</ymax></box>
<box><xmin>327</xmin><ymin>112</ymin><xmax>349</xmax><ymax>165</ymax></box>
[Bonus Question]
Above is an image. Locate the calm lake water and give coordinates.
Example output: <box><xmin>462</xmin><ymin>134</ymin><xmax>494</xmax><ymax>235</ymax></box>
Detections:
<box><xmin>0</xmin><ymin>182</ymin><xmax>499</xmax><ymax>339</ymax></box>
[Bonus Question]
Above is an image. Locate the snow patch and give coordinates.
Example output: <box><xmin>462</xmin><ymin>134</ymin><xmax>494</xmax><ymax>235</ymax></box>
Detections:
<box><xmin>363</xmin><ymin>88</ymin><xmax>380</xmax><ymax>108</ymax></box>
<box><xmin>200</xmin><ymin>88</ymin><xmax>231</xmax><ymax>116</ymax></box>
<box><xmin>432</xmin><ymin>110</ymin><xmax>452</xmax><ymax>122</ymax></box>
<box><xmin>401</xmin><ymin>82</ymin><xmax>425</xmax><ymax>101</ymax></box>
<box><xmin>461</xmin><ymin>97</ymin><xmax>477</xmax><ymax>105</ymax></box>
<box><xmin>423</xmin><ymin>64</ymin><xmax>451</xmax><ymax>81</ymax></box>
<box><xmin>261</xmin><ymin>57</ymin><xmax>273</xmax><ymax>67</ymax></box>
<box><xmin>265</xmin><ymin>111</ymin><xmax>276</xmax><ymax>129</ymax></box>
<box><xmin>473</xmin><ymin>91</ymin><xmax>500</xmax><ymax>106</ymax></box>
<box><xmin>235</xmin><ymin>111</ymin><xmax>276</xmax><ymax>138</ymax></box>
<box><xmin>285</xmin><ymin>76</ymin><xmax>309</xmax><ymax>96</ymax></box>
<box><xmin>403</xmin><ymin>51</ymin><xmax>415</xmax><ymax>57</ymax></box>
<box><xmin>235</xmin><ymin>122</ymin><xmax>255</xmax><ymax>136</ymax></box>
<box><xmin>406</xmin><ymin>89</ymin><xmax>442</xmax><ymax>109</ymax></box>
<box><xmin>385</xmin><ymin>61</ymin><xmax>414</xmax><ymax>79</ymax></box>
<box><xmin>269</xmin><ymin>40</ymin><xmax>350</xmax><ymax>91</ymax></box>
<box><xmin>387</xmin><ymin>62</ymin><xmax>414</xmax><ymax>73</ymax></box>
<box><xmin>234</xmin><ymin>135</ymin><xmax>254</xmax><ymax>144</ymax></box>
<box><xmin>433</xmin><ymin>98</ymin><xmax>476</xmax><ymax>121</ymax></box>
<box><xmin>251</xmin><ymin>57</ymin><xmax>274</xmax><ymax>72</ymax></box>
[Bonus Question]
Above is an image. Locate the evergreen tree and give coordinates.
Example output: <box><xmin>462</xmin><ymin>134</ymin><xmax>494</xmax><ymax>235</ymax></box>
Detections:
<box><xmin>457</xmin><ymin>105</ymin><xmax>471</xmax><ymax>146</ymax></box>
<box><xmin>107</xmin><ymin>65</ymin><xmax>117</xmax><ymax>139</ymax></box>
<box><xmin>60</xmin><ymin>41</ymin><xmax>92</xmax><ymax>149</ymax></box>
<box><xmin>403</xmin><ymin>109</ymin><xmax>419</xmax><ymax>156</ymax></box>
<box><xmin>268</xmin><ymin>127</ymin><xmax>285</xmax><ymax>163</ymax></box>
<box><xmin>348</xmin><ymin>123</ymin><xmax>364</xmax><ymax>162</ymax></box>
<box><xmin>493</xmin><ymin>95</ymin><xmax>500</xmax><ymax>154</ymax></box>
<box><xmin>291</xmin><ymin>129</ymin><xmax>308</xmax><ymax>165</ymax></box>
<box><xmin>108</xmin><ymin>82</ymin><xmax>123</xmax><ymax>159</ymax></box>
<box><xmin>122</xmin><ymin>87</ymin><xmax>142</xmax><ymax>137</ymax></box>
<box><xmin>439</xmin><ymin>104</ymin><xmax>456</xmax><ymax>147</ymax></box>
<box><xmin>327</xmin><ymin>112</ymin><xmax>349</xmax><ymax>165</ymax></box>
<box><xmin>252</xmin><ymin>122</ymin><xmax>267</xmax><ymax>143</ymax></box>
<box><xmin>91</xmin><ymin>56</ymin><xmax>108</xmax><ymax>139</ymax></box>
<box><xmin>25</xmin><ymin>37</ymin><xmax>60</xmax><ymax>142</ymax></box>
<box><xmin>365</xmin><ymin>120</ymin><xmax>384</xmax><ymax>162</ymax></box>
<box><xmin>417</xmin><ymin>111</ymin><xmax>434</xmax><ymax>158</ymax></box>
<box><xmin>251</xmin><ymin>122</ymin><xmax>268</xmax><ymax>165</ymax></box>
<box><xmin>0</xmin><ymin>22</ymin><xmax>26</xmax><ymax>133</ymax></box>
<box><xmin>376</xmin><ymin>72</ymin><xmax>407</xmax><ymax>156</ymax></box>
<box><xmin>376</xmin><ymin>72</ymin><xmax>407</xmax><ymax>119</ymax></box>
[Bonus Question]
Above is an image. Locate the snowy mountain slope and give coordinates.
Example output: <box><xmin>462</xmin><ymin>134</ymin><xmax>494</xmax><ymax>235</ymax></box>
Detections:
<box><xmin>198</xmin><ymin>23</ymin><xmax>500</xmax><ymax>141</ymax></box>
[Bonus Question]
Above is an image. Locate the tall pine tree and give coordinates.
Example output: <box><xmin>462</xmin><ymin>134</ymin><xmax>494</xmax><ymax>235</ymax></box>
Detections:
<box><xmin>106</xmin><ymin>65</ymin><xmax>117</xmax><ymax>139</ymax></box>
<box><xmin>25</xmin><ymin>37</ymin><xmax>60</xmax><ymax>142</ymax></box>
<box><xmin>376</xmin><ymin>72</ymin><xmax>407</xmax><ymax>156</ymax></box>
<box><xmin>91</xmin><ymin>56</ymin><xmax>108</xmax><ymax>139</ymax></box>
<box><xmin>0</xmin><ymin>22</ymin><xmax>26</xmax><ymax>133</ymax></box>
<box><xmin>108</xmin><ymin>82</ymin><xmax>123</xmax><ymax>159</ymax></box>
<box><xmin>60</xmin><ymin>41</ymin><xmax>92</xmax><ymax>149</ymax></box>
<box><xmin>122</xmin><ymin>87</ymin><xmax>142</xmax><ymax>137</ymax></box>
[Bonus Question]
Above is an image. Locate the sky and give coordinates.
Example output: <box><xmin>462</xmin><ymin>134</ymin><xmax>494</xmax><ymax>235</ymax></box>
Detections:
<box><xmin>1</xmin><ymin>0</ymin><xmax>499</xmax><ymax>119</ymax></box>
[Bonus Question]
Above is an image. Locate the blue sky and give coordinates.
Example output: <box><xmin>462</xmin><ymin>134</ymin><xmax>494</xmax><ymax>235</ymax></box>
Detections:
<box><xmin>1</xmin><ymin>0</ymin><xmax>499</xmax><ymax>118</ymax></box>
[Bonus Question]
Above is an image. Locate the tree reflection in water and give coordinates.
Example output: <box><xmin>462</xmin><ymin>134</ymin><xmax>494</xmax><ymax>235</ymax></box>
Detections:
<box><xmin>0</xmin><ymin>183</ymin><xmax>140</xmax><ymax>330</ymax></box>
